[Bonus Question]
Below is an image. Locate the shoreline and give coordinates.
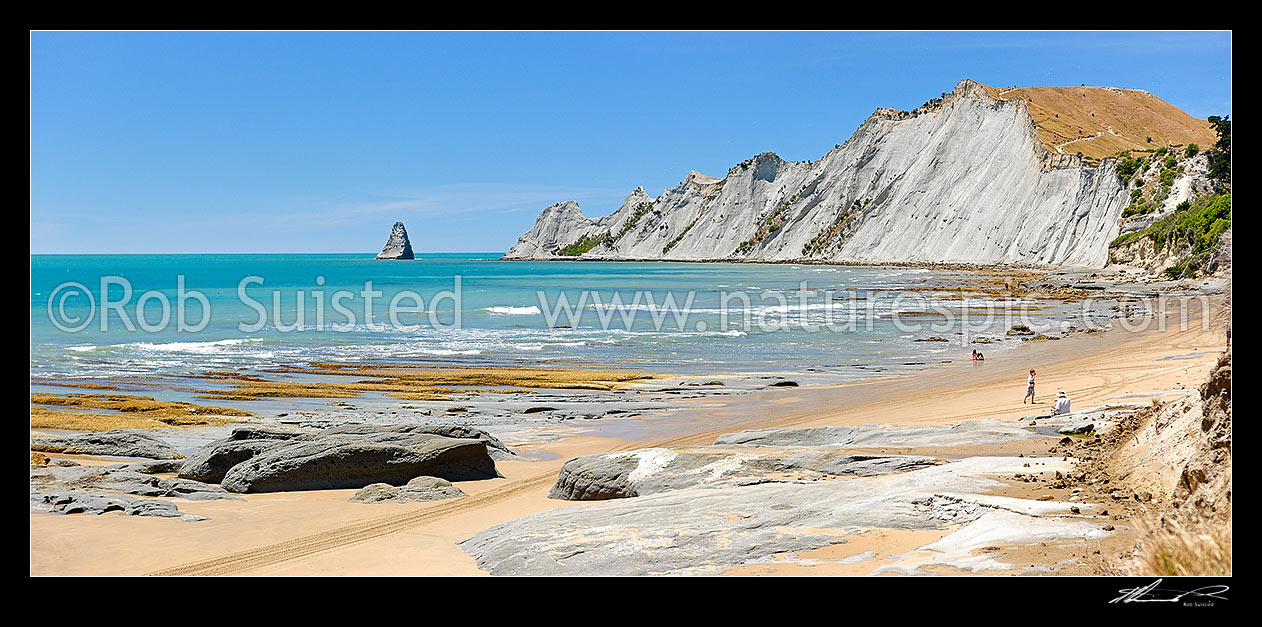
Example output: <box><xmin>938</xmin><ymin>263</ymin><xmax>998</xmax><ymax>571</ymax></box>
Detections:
<box><xmin>30</xmin><ymin>292</ymin><xmax>1228</xmax><ymax>575</ymax></box>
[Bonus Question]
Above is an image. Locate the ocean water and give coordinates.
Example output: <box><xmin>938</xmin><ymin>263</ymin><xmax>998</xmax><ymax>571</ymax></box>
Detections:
<box><xmin>30</xmin><ymin>254</ymin><xmax>1116</xmax><ymax>382</ymax></box>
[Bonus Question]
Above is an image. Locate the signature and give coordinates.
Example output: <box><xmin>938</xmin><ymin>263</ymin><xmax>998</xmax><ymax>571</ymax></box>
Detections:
<box><xmin>1110</xmin><ymin>579</ymin><xmax>1230</xmax><ymax>604</ymax></box>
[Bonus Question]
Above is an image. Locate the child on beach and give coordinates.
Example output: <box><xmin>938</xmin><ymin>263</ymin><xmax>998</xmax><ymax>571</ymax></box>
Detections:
<box><xmin>1024</xmin><ymin>369</ymin><xmax>1036</xmax><ymax>403</ymax></box>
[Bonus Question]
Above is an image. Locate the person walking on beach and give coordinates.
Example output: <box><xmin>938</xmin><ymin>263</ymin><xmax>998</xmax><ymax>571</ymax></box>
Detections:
<box><xmin>1024</xmin><ymin>369</ymin><xmax>1036</xmax><ymax>404</ymax></box>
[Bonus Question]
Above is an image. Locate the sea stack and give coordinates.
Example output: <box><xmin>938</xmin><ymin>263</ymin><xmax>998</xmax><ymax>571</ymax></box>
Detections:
<box><xmin>376</xmin><ymin>222</ymin><xmax>415</xmax><ymax>260</ymax></box>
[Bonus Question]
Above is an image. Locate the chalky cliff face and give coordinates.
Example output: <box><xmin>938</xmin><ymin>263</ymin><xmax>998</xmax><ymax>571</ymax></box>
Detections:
<box><xmin>505</xmin><ymin>80</ymin><xmax>1200</xmax><ymax>268</ymax></box>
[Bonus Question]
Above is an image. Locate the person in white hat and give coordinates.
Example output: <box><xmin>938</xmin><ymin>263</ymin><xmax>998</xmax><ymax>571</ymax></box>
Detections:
<box><xmin>1051</xmin><ymin>390</ymin><xmax>1071</xmax><ymax>416</ymax></box>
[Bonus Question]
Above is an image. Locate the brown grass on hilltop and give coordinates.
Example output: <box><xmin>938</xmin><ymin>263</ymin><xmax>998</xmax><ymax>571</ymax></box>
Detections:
<box><xmin>984</xmin><ymin>84</ymin><xmax>1216</xmax><ymax>160</ymax></box>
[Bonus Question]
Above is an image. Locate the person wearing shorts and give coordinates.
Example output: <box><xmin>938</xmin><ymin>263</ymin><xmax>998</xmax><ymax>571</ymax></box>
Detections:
<box><xmin>1024</xmin><ymin>369</ymin><xmax>1036</xmax><ymax>404</ymax></box>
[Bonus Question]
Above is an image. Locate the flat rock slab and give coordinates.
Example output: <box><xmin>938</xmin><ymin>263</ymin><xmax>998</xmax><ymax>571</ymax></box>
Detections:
<box><xmin>31</xmin><ymin>430</ymin><xmax>184</xmax><ymax>460</ymax></box>
<box><xmin>350</xmin><ymin>476</ymin><xmax>467</xmax><ymax>503</ymax></box>
<box><xmin>123</xmin><ymin>459</ymin><xmax>185</xmax><ymax>474</ymax></box>
<box><xmin>714</xmin><ymin>419</ymin><xmax>1040</xmax><ymax>450</ymax></box>
<box><xmin>461</xmin><ymin>456</ymin><xmax>1098</xmax><ymax>576</ymax></box>
<box><xmin>550</xmin><ymin>447</ymin><xmax>939</xmax><ymax>500</ymax></box>
<box><xmin>31</xmin><ymin>490</ymin><xmax>207</xmax><ymax>521</ymax></box>
<box><xmin>31</xmin><ymin>465</ymin><xmax>241</xmax><ymax>501</ymax></box>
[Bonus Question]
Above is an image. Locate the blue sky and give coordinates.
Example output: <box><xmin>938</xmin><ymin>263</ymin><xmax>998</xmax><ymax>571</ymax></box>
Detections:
<box><xmin>30</xmin><ymin>30</ymin><xmax>1231</xmax><ymax>254</ymax></box>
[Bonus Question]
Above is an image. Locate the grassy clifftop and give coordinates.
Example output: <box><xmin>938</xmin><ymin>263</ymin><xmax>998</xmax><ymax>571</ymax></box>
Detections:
<box><xmin>983</xmin><ymin>84</ymin><xmax>1216</xmax><ymax>161</ymax></box>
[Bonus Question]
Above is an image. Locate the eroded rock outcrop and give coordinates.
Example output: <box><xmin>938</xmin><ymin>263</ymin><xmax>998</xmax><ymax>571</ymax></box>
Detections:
<box><xmin>30</xmin><ymin>430</ymin><xmax>184</xmax><ymax>460</ymax></box>
<box><xmin>462</xmin><ymin>455</ymin><xmax>1106</xmax><ymax>576</ymax></box>
<box><xmin>349</xmin><ymin>476</ymin><xmax>467</xmax><ymax>503</ymax></box>
<box><xmin>177</xmin><ymin>426</ymin><xmax>308</xmax><ymax>483</ymax></box>
<box><xmin>30</xmin><ymin>465</ymin><xmax>240</xmax><ymax>501</ymax></box>
<box><xmin>220</xmin><ymin>434</ymin><xmax>496</xmax><ymax>493</ymax></box>
<box><xmin>549</xmin><ymin>447</ymin><xmax>939</xmax><ymax>500</ymax></box>
<box><xmin>31</xmin><ymin>491</ymin><xmax>207</xmax><ymax>520</ymax></box>
<box><xmin>178</xmin><ymin>423</ymin><xmax>511</xmax><ymax>490</ymax></box>
<box><xmin>376</xmin><ymin>221</ymin><xmax>415</xmax><ymax>260</ymax></box>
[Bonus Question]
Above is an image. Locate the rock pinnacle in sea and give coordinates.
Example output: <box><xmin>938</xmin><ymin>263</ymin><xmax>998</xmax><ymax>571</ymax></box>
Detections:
<box><xmin>376</xmin><ymin>222</ymin><xmax>415</xmax><ymax>260</ymax></box>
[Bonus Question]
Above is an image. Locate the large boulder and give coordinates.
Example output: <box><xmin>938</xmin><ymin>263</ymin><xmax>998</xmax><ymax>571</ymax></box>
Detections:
<box><xmin>177</xmin><ymin>426</ymin><xmax>309</xmax><ymax>483</ymax></box>
<box><xmin>220</xmin><ymin>433</ymin><xmax>498</xmax><ymax>493</ymax></box>
<box><xmin>179</xmin><ymin>423</ymin><xmax>512</xmax><ymax>486</ymax></box>
<box><xmin>30</xmin><ymin>430</ymin><xmax>184</xmax><ymax>460</ymax></box>
<box><xmin>349</xmin><ymin>476</ymin><xmax>467</xmax><ymax>503</ymax></box>
<box><xmin>322</xmin><ymin>423</ymin><xmax>516</xmax><ymax>460</ymax></box>
<box><xmin>550</xmin><ymin>447</ymin><xmax>939</xmax><ymax>500</ymax></box>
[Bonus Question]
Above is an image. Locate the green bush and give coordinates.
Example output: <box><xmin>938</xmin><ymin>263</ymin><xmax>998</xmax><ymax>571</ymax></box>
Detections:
<box><xmin>1159</xmin><ymin>168</ymin><xmax>1177</xmax><ymax>191</ymax></box>
<box><xmin>1116</xmin><ymin>156</ymin><xmax>1146</xmax><ymax>180</ymax></box>
<box><xmin>1185</xmin><ymin>144</ymin><xmax>1199</xmax><ymax>158</ymax></box>
<box><xmin>1112</xmin><ymin>194</ymin><xmax>1231</xmax><ymax>256</ymax></box>
<box><xmin>555</xmin><ymin>232</ymin><xmax>613</xmax><ymax>256</ymax></box>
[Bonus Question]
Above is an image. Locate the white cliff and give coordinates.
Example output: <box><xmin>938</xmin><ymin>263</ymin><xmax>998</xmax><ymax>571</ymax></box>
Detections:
<box><xmin>504</xmin><ymin>79</ymin><xmax>1142</xmax><ymax>268</ymax></box>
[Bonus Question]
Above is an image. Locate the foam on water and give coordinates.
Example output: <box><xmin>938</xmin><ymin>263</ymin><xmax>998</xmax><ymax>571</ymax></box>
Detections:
<box><xmin>30</xmin><ymin>254</ymin><xmax>1112</xmax><ymax>381</ymax></box>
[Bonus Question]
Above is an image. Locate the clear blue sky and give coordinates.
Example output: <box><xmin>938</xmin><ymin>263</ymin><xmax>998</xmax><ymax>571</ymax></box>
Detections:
<box><xmin>30</xmin><ymin>30</ymin><xmax>1232</xmax><ymax>254</ymax></box>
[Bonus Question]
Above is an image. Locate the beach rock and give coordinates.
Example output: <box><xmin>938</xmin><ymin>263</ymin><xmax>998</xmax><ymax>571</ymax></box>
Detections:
<box><xmin>179</xmin><ymin>423</ymin><xmax>512</xmax><ymax>486</ymax></box>
<box><xmin>321</xmin><ymin>423</ymin><xmax>517</xmax><ymax>461</ymax></box>
<box><xmin>178</xmin><ymin>427</ymin><xmax>308</xmax><ymax>483</ymax></box>
<box><xmin>1057</xmin><ymin>423</ymin><xmax>1095</xmax><ymax>435</ymax></box>
<box><xmin>715</xmin><ymin>420</ymin><xmax>1038</xmax><ymax>450</ymax></box>
<box><xmin>30</xmin><ymin>465</ymin><xmax>240</xmax><ymax>501</ymax></box>
<box><xmin>31</xmin><ymin>490</ymin><xmax>206</xmax><ymax>520</ymax></box>
<box><xmin>30</xmin><ymin>430</ymin><xmax>184</xmax><ymax>460</ymax></box>
<box><xmin>376</xmin><ymin>221</ymin><xmax>415</xmax><ymax>260</ymax></box>
<box><xmin>349</xmin><ymin>476</ymin><xmax>467</xmax><ymax>504</ymax></box>
<box><xmin>123</xmin><ymin>459</ymin><xmax>185</xmax><ymax>474</ymax></box>
<box><xmin>550</xmin><ymin>447</ymin><xmax>940</xmax><ymax>500</ymax></box>
<box><xmin>220</xmin><ymin>433</ymin><xmax>498</xmax><ymax>493</ymax></box>
<box><xmin>1007</xmin><ymin>325</ymin><xmax>1036</xmax><ymax>336</ymax></box>
<box><xmin>462</xmin><ymin>456</ymin><xmax>1108</xmax><ymax>576</ymax></box>
<box><xmin>224</xmin><ymin>425</ymin><xmax>309</xmax><ymax>441</ymax></box>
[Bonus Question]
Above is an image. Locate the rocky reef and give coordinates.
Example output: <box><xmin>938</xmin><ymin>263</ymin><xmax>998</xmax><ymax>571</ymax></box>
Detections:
<box><xmin>462</xmin><ymin>411</ymin><xmax>1136</xmax><ymax>575</ymax></box>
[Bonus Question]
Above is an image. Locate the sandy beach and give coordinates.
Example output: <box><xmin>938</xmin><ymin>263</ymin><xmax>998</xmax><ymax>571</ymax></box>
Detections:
<box><xmin>29</xmin><ymin>291</ymin><xmax>1228</xmax><ymax>576</ymax></box>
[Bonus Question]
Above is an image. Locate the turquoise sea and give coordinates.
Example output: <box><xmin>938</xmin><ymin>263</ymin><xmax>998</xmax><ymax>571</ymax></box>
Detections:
<box><xmin>31</xmin><ymin>254</ymin><xmax>1116</xmax><ymax>383</ymax></box>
